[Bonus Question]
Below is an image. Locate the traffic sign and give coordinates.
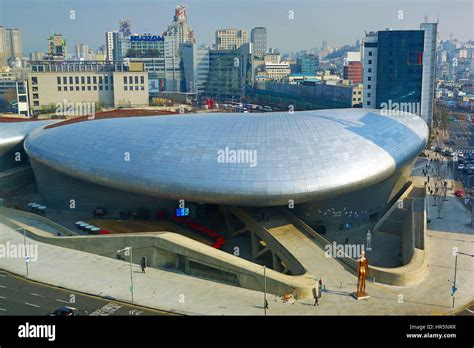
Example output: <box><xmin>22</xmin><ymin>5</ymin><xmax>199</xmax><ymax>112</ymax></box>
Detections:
<box><xmin>451</xmin><ymin>286</ymin><xmax>457</xmax><ymax>296</ymax></box>
<box><xmin>25</xmin><ymin>256</ymin><xmax>31</xmax><ymax>263</ymax></box>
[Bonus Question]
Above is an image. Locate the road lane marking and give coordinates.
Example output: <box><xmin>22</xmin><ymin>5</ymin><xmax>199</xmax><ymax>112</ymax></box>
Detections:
<box><xmin>24</xmin><ymin>302</ymin><xmax>40</xmax><ymax>308</ymax></box>
<box><xmin>90</xmin><ymin>302</ymin><xmax>123</xmax><ymax>316</ymax></box>
<box><xmin>30</xmin><ymin>293</ymin><xmax>44</xmax><ymax>297</ymax></box>
<box><xmin>56</xmin><ymin>299</ymin><xmax>70</xmax><ymax>304</ymax></box>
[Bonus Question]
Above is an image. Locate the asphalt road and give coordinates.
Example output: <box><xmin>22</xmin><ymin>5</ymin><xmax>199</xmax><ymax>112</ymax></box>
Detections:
<box><xmin>0</xmin><ymin>270</ymin><xmax>171</xmax><ymax>316</ymax></box>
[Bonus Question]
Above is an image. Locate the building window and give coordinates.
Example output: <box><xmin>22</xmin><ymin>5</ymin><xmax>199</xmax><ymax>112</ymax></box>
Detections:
<box><xmin>93</xmin><ymin>76</ymin><xmax>97</xmax><ymax>84</ymax></box>
<box><xmin>368</xmin><ymin>93</ymin><xmax>371</xmax><ymax>97</ymax></box>
<box><xmin>32</xmin><ymin>77</ymin><xmax>38</xmax><ymax>85</ymax></box>
<box><xmin>88</xmin><ymin>86</ymin><xmax>91</xmax><ymax>90</ymax></box>
<box><xmin>368</xmin><ymin>76</ymin><xmax>371</xmax><ymax>81</ymax></box>
<box><xmin>99</xmin><ymin>76</ymin><xmax>103</xmax><ymax>84</ymax></box>
<box><xmin>105</xmin><ymin>85</ymin><xmax>109</xmax><ymax>90</ymax></box>
<box><xmin>76</xmin><ymin>86</ymin><xmax>79</xmax><ymax>91</ymax></box>
<box><xmin>129</xmin><ymin>76</ymin><xmax>133</xmax><ymax>84</ymax></box>
<box><xmin>140</xmin><ymin>76</ymin><xmax>144</xmax><ymax>84</ymax></box>
<box><xmin>63</xmin><ymin>76</ymin><xmax>67</xmax><ymax>84</ymax></box>
<box><xmin>57</xmin><ymin>86</ymin><xmax>61</xmax><ymax>91</ymax></box>
<box><xmin>81</xmin><ymin>76</ymin><xmax>85</xmax><ymax>84</ymax></box>
<box><xmin>99</xmin><ymin>85</ymin><xmax>103</xmax><ymax>91</ymax></box>
<box><xmin>123</xmin><ymin>76</ymin><xmax>127</xmax><ymax>84</ymax></box>
<box><xmin>368</xmin><ymin>60</ymin><xmax>372</xmax><ymax>64</ymax></box>
<box><xmin>105</xmin><ymin>76</ymin><xmax>109</xmax><ymax>84</ymax></box>
<box><xmin>368</xmin><ymin>85</ymin><xmax>371</xmax><ymax>89</ymax></box>
<box><xmin>124</xmin><ymin>86</ymin><xmax>128</xmax><ymax>91</ymax></box>
<box><xmin>367</xmin><ymin>101</ymin><xmax>371</xmax><ymax>106</ymax></box>
<box><xmin>57</xmin><ymin>77</ymin><xmax>61</xmax><ymax>84</ymax></box>
<box><xmin>141</xmin><ymin>86</ymin><xmax>144</xmax><ymax>90</ymax></box>
<box><xmin>63</xmin><ymin>86</ymin><xmax>67</xmax><ymax>91</ymax></box>
<box><xmin>69</xmin><ymin>76</ymin><xmax>73</xmax><ymax>84</ymax></box>
<box><xmin>82</xmin><ymin>86</ymin><xmax>85</xmax><ymax>91</ymax></box>
<box><xmin>369</xmin><ymin>51</ymin><xmax>372</xmax><ymax>56</ymax></box>
<box><xmin>87</xmin><ymin>76</ymin><xmax>91</xmax><ymax>84</ymax></box>
<box><xmin>75</xmin><ymin>76</ymin><xmax>79</xmax><ymax>84</ymax></box>
<box><xmin>135</xmin><ymin>86</ymin><xmax>139</xmax><ymax>91</ymax></box>
<box><xmin>93</xmin><ymin>86</ymin><xmax>97</xmax><ymax>91</ymax></box>
<box><xmin>368</xmin><ymin>68</ymin><xmax>372</xmax><ymax>73</ymax></box>
<box><xmin>134</xmin><ymin>76</ymin><xmax>138</xmax><ymax>84</ymax></box>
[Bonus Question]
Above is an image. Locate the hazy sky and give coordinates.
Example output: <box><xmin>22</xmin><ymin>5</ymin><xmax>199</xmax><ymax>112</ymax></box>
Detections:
<box><xmin>1</xmin><ymin>0</ymin><xmax>473</xmax><ymax>55</ymax></box>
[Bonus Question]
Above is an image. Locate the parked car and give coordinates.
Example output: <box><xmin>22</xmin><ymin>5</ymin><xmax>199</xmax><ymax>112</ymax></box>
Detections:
<box><xmin>455</xmin><ymin>190</ymin><xmax>465</xmax><ymax>198</ymax></box>
<box><xmin>263</xmin><ymin>106</ymin><xmax>272</xmax><ymax>112</ymax></box>
<box><xmin>48</xmin><ymin>306</ymin><xmax>86</xmax><ymax>316</ymax></box>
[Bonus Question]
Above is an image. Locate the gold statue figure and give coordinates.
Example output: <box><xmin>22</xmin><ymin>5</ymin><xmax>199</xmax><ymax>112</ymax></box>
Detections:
<box><xmin>356</xmin><ymin>250</ymin><xmax>369</xmax><ymax>298</ymax></box>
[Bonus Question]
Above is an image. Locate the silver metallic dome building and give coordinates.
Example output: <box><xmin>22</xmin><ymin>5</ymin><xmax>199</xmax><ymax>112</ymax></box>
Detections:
<box><xmin>23</xmin><ymin>109</ymin><xmax>428</xmax><ymax>230</ymax></box>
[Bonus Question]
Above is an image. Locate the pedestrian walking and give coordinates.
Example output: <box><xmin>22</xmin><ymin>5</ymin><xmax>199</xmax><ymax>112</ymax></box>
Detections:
<box><xmin>140</xmin><ymin>256</ymin><xmax>146</xmax><ymax>273</ymax></box>
<box><xmin>264</xmin><ymin>299</ymin><xmax>269</xmax><ymax>310</ymax></box>
<box><xmin>312</xmin><ymin>287</ymin><xmax>319</xmax><ymax>306</ymax></box>
<box><xmin>319</xmin><ymin>278</ymin><xmax>324</xmax><ymax>295</ymax></box>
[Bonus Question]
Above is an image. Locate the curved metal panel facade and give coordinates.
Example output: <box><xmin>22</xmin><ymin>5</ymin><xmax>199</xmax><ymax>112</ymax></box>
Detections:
<box><xmin>24</xmin><ymin>109</ymin><xmax>428</xmax><ymax>206</ymax></box>
<box><xmin>0</xmin><ymin>120</ymin><xmax>55</xmax><ymax>156</ymax></box>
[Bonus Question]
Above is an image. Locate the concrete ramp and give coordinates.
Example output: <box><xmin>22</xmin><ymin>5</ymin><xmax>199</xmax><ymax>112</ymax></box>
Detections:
<box><xmin>226</xmin><ymin>207</ymin><xmax>356</xmax><ymax>289</ymax></box>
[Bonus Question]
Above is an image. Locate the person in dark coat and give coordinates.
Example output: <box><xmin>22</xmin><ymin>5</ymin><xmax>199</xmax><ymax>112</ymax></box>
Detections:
<box><xmin>312</xmin><ymin>287</ymin><xmax>319</xmax><ymax>306</ymax></box>
<box><xmin>140</xmin><ymin>256</ymin><xmax>146</xmax><ymax>273</ymax></box>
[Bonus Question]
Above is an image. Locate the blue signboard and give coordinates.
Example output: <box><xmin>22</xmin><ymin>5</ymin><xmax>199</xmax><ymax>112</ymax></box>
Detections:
<box><xmin>130</xmin><ymin>34</ymin><xmax>164</xmax><ymax>42</ymax></box>
<box><xmin>175</xmin><ymin>208</ymin><xmax>189</xmax><ymax>217</ymax></box>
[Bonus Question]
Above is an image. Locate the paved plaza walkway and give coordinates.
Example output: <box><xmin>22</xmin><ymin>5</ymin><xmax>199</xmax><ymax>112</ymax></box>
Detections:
<box><xmin>1</xmin><ymin>182</ymin><xmax>473</xmax><ymax>315</ymax></box>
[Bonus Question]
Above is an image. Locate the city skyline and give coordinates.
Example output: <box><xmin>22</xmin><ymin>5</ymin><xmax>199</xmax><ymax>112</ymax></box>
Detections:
<box><xmin>0</xmin><ymin>0</ymin><xmax>472</xmax><ymax>55</ymax></box>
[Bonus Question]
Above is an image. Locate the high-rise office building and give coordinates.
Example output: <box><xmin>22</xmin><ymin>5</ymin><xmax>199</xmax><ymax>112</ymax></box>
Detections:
<box><xmin>180</xmin><ymin>42</ymin><xmax>210</xmax><ymax>96</ymax></box>
<box><xmin>300</xmin><ymin>54</ymin><xmax>319</xmax><ymax>74</ymax></box>
<box><xmin>47</xmin><ymin>34</ymin><xmax>67</xmax><ymax>60</ymax></box>
<box><xmin>0</xmin><ymin>27</ymin><xmax>22</xmax><ymax>67</ymax></box>
<box><xmin>105</xmin><ymin>31</ymin><xmax>130</xmax><ymax>61</ymax></box>
<box><xmin>165</xmin><ymin>5</ymin><xmax>196</xmax><ymax>91</ymax></box>
<box><xmin>206</xmin><ymin>43</ymin><xmax>253</xmax><ymax>100</ymax></box>
<box><xmin>343</xmin><ymin>61</ymin><xmax>363</xmax><ymax>83</ymax></box>
<box><xmin>363</xmin><ymin>23</ymin><xmax>437</xmax><ymax>126</ymax></box>
<box><xmin>166</xmin><ymin>5</ymin><xmax>196</xmax><ymax>45</ymax></box>
<box><xmin>75</xmin><ymin>44</ymin><xmax>90</xmax><ymax>60</ymax></box>
<box><xmin>250</xmin><ymin>27</ymin><xmax>266</xmax><ymax>58</ymax></box>
<box><xmin>215</xmin><ymin>29</ymin><xmax>248</xmax><ymax>50</ymax></box>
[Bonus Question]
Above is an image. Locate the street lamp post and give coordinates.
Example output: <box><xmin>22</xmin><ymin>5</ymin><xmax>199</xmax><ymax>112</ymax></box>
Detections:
<box><xmin>117</xmin><ymin>246</ymin><xmax>134</xmax><ymax>302</ymax></box>
<box><xmin>15</xmin><ymin>228</ymin><xmax>29</xmax><ymax>277</ymax></box>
